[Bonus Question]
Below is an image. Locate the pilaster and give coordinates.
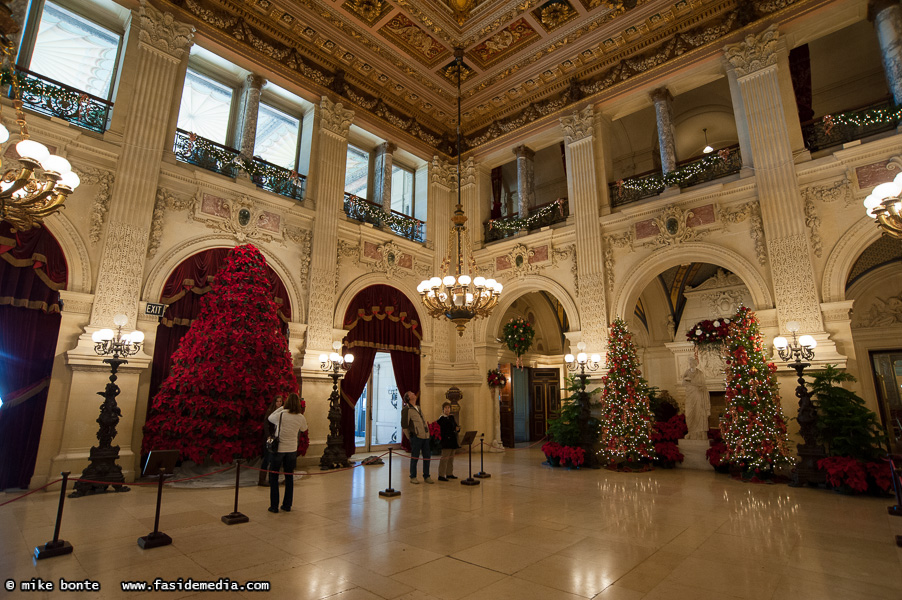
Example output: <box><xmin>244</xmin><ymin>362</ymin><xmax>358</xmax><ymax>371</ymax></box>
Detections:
<box><xmin>428</xmin><ymin>156</ymin><xmax>454</xmax><ymax>365</ymax></box>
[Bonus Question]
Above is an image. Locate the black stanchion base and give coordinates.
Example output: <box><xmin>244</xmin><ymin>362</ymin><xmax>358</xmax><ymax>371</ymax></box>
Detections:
<box><xmin>221</xmin><ymin>512</ymin><xmax>249</xmax><ymax>525</ymax></box>
<box><xmin>379</xmin><ymin>488</ymin><xmax>401</xmax><ymax>497</ymax></box>
<box><xmin>34</xmin><ymin>540</ymin><xmax>73</xmax><ymax>560</ymax></box>
<box><xmin>138</xmin><ymin>532</ymin><xmax>172</xmax><ymax>549</ymax></box>
<box><xmin>474</xmin><ymin>472</ymin><xmax>491</xmax><ymax>479</ymax></box>
<box><xmin>888</xmin><ymin>505</ymin><xmax>902</xmax><ymax>516</ymax></box>
<box><xmin>460</xmin><ymin>478</ymin><xmax>480</xmax><ymax>486</ymax></box>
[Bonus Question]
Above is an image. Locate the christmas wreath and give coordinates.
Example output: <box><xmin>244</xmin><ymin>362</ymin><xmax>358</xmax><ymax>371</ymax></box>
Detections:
<box><xmin>503</xmin><ymin>317</ymin><xmax>535</xmax><ymax>363</ymax></box>
<box><xmin>487</xmin><ymin>369</ymin><xmax>506</xmax><ymax>388</ymax></box>
<box><xmin>686</xmin><ymin>318</ymin><xmax>731</xmax><ymax>347</ymax></box>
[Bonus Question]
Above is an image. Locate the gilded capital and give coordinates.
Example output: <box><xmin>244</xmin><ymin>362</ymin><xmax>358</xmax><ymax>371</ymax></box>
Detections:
<box><xmin>560</xmin><ymin>105</ymin><xmax>594</xmax><ymax>145</ymax></box>
<box><xmin>430</xmin><ymin>156</ymin><xmax>453</xmax><ymax>187</ymax></box>
<box><xmin>320</xmin><ymin>96</ymin><xmax>354</xmax><ymax>137</ymax></box>
<box><xmin>724</xmin><ymin>25</ymin><xmax>779</xmax><ymax>77</ymax></box>
<box><xmin>136</xmin><ymin>0</ymin><xmax>194</xmax><ymax>60</ymax></box>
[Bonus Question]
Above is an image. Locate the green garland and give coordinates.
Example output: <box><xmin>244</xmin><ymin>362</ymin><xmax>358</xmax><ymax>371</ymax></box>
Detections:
<box><xmin>823</xmin><ymin>103</ymin><xmax>902</xmax><ymax>130</ymax></box>
<box><xmin>182</xmin><ymin>133</ymin><xmax>305</xmax><ymax>188</ymax></box>
<box><xmin>344</xmin><ymin>194</ymin><xmax>423</xmax><ymax>230</ymax></box>
<box><xmin>503</xmin><ymin>317</ymin><xmax>535</xmax><ymax>358</ymax></box>
<box><xmin>488</xmin><ymin>198</ymin><xmax>566</xmax><ymax>232</ymax></box>
<box><xmin>616</xmin><ymin>148</ymin><xmax>736</xmax><ymax>194</ymax></box>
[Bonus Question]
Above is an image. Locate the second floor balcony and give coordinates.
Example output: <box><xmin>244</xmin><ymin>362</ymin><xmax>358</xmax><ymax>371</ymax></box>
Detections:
<box><xmin>343</xmin><ymin>193</ymin><xmax>425</xmax><ymax>243</ymax></box>
<box><xmin>802</xmin><ymin>98</ymin><xmax>900</xmax><ymax>153</ymax></box>
<box><xmin>484</xmin><ymin>198</ymin><xmax>569</xmax><ymax>243</ymax></box>
<box><xmin>7</xmin><ymin>68</ymin><xmax>112</xmax><ymax>134</ymax></box>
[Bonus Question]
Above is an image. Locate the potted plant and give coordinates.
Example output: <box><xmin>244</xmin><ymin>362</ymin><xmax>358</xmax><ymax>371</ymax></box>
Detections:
<box><xmin>650</xmin><ymin>389</ymin><xmax>687</xmax><ymax>468</ymax></box>
<box><xmin>543</xmin><ymin>375</ymin><xmax>599</xmax><ymax>469</ymax></box>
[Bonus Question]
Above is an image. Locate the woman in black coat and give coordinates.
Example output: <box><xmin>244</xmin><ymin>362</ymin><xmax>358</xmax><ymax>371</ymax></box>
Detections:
<box><xmin>436</xmin><ymin>401</ymin><xmax>460</xmax><ymax>481</ymax></box>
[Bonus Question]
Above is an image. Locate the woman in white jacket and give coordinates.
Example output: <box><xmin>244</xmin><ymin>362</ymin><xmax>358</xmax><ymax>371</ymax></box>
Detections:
<box><xmin>267</xmin><ymin>393</ymin><xmax>308</xmax><ymax>513</ymax></box>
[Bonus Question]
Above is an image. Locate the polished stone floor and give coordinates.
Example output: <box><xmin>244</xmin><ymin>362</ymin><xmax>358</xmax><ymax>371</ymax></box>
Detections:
<box><xmin>2</xmin><ymin>447</ymin><xmax>901</xmax><ymax>599</ymax></box>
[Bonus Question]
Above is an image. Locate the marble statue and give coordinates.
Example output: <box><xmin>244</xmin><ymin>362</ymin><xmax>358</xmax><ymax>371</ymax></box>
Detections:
<box><xmin>682</xmin><ymin>357</ymin><xmax>711</xmax><ymax>440</ymax></box>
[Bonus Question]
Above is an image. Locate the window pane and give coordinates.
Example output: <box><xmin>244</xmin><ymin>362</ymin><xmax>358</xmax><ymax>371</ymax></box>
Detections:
<box><xmin>28</xmin><ymin>1</ymin><xmax>120</xmax><ymax>99</ymax></box>
<box><xmin>177</xmin><ymin>70</ymin><xmax>233</xmax><ymax>146</ymax></box>
<box><xmin>254</xmin><ymin>103</ymin><xmax>299</xmax><ymax>169</ymax></box>
<box><xmin>391</xmin><ymin>165</ymin><xmax>415</xmax><ymax>216</ymax></box>
<box><xmin>346</xmin><ymin>145</ymin><xmax>369</xmax><ymax>198</ymax></box>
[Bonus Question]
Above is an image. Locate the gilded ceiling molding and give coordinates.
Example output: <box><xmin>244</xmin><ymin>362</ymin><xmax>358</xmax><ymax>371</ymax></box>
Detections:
<box><xmin>320</xmin><ymin>96</ymin><xmax>355</xmax><ymax>137</ymax></box>
<box><xmin>723</xmin><ymin>25</ymin><xmax>779</xmax><ymax>77</ymax></box>
<box><xmin>560</xmin><ymin>106</ymin><xmax>593</xmax><ymax>144</ymax></box>
<box><xmin>137</xmin><ymin>0</ymin><xmax>195</xmax><ymax>60</ymax></box>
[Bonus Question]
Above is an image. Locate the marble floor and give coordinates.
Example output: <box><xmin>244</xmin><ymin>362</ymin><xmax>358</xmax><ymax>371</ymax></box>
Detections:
<box><xmin>2</xmin><ymin>447</ymin><xmax>902</xmax><ymax>599</ymax></box>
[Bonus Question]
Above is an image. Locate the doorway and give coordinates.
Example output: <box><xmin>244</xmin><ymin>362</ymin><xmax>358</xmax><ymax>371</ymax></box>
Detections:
<box><xmin>870</xmin><ymin>350</ymin><xmax>902</xmax><ymax>452</ymax></box>
<box><xmin>352</xmin><ymin>352</ymin><xmax>402</xmax><ymax>452</ymax></box>
<box><xmin>530</xmin><ymin>368</ymin><xmax>561</xmax><ymax>441</ymax></box>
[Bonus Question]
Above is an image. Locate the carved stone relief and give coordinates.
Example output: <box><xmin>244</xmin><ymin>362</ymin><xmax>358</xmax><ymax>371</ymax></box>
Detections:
<box><xmin>644</xmin><ymin>205</ymin><xmax>705</xmax><ymax>249</ymax></box>
<box><xmin>855</xmin><ymin>291</ymin><xmax>902</xmax><ymax>328</ymax></box>
<box><xmin>724</xmin><ymin>25</ymin><xmax>779</xmax><ymax>77</ymax></box>
<box><xmin>320</xmin><ymin>95</ymin><xmax>354</xmax><ymax>137</ymax></box>
<box><xmin>430</xmin><ymin>156</ymin><xmax>453</xmax><ymax>188</ymax></box>
<box><xmin>77</xmin><ymin>167</ymin><xmax>115</xmax><ymax>244</ymax></box>
<box><xmin>91</xmin><ymin>222</ymin><xmax>150</xmax><ymax>327</ymax></box>
<box><xmin>136</xmin><ymin>0</ymin><xmax>195</xmax><ymax>61</ymax></box>
<box><xmin>602</xmin><ymin>230</ymin><xmax>633</xmax><ymax>294</ymax></box>
<box><xmin>768</xmin><ymin>233</ymin><xmax>823</xmax><ymax>332</ymax></box>
<box><xmin>560</xmin><ymin>105</ymin><xmax>593</xmax><ymax>144</ymax></box>
<box><xmin>802</xmin><ymin>194</ymin><xmax>822</xmax><ymax>258</ymax></box>
<box><xmin>148</xmin><ymin>188</ymin><xmax>196</xmax><ymax>258</ymax></box>
<box><xmin>283</xmin><ymin>225</ymin><xmax>312</xmax><ymax>282</ymax></box>
<box><xmin>800</xmin><ymin>174</ymin><xmax>853</xmax><ymax>207</ymax></box>
<box><xmin>500</xmin><ymin>243</ymin><xmax>537</xmax><ymax>279</ymax></box>
<box><xmin>718</xmin><ymin>201</ymin><xmax>767</xmax><ymax>265</ymax></box>
<box><xmin>192</xmin><ymin>193</ymin><xmax>284</xmax><ymax>245</ymax></box>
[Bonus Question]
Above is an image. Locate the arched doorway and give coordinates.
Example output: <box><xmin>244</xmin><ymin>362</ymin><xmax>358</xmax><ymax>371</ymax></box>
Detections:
<box><xmin>0</xmin><ymin>221</ymin><xmax>67</xmax><ymax>490</ymax></box>
<box><xmin>339</xmin><ymin>285</ymin><xmax>421</xmax><ymax>458</ymax></box>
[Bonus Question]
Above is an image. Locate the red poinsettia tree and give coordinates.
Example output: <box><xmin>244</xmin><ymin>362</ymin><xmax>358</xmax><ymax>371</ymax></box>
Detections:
<box><xmin>720</xmin><ymin>306</ymin><xmax>792</xmax><ymax>479</ymax></box>
<box><xmin>598</xmin><ymin>317</ymin><xmax>655</xmax><ymax>468</ymax></box>
<box><xmin>142</xmin><ymin>244</ymin><xmax>298</xmax><ymax>464</ymax></box>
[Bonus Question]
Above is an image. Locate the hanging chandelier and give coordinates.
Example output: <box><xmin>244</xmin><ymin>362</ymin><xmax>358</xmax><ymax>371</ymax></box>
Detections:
<box><xmin>417</xmin><ymin>49</ymin><xmax>502</xmax><ymax>336</ymax></box>
<box><xmin>0</xmin><ymin>30</ymin><xmax>80</xmax><ymax>231</ymax></box>
<box><xmin>863</xmin><ymin>173</ymin><xmax>902</xmax><ymax>239</ymax></box>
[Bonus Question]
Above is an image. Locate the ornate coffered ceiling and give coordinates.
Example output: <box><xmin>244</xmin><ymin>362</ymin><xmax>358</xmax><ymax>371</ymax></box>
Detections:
<box><xmin>163</xmin><ymin>0</ymin><xmax>815</xmax><ymax>154</ymax></box>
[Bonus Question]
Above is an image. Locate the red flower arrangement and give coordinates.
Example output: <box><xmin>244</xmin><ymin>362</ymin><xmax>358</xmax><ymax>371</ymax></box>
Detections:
<box><xmin>652</xmin><ymin>413</ymin><xmax>688</xmax><ymax>467</ymax></box>
<box><xmin>428</xmin><ymin>421</ymin><xmax>441</xmax><ymax>440</ymax></box>
<box><xmin>541</xmin><ymin>442</ymin><xmax>586</xmax><ymax>468</ymax></box>
<box><xmin>487</xmin><ymin>369</ymin><xmax>506</xmax><ymax>388</ymax></box>
<box><xmin>706</xmin><ymin>441</ymin><xmax>729</xmax><ymax>468</ymax></box>
<box><xmin>817</xmin><ymin>456</ymin><xmax>892</xmax><ymax>494</ymax></box>
<box><xmin>686</xmin><ymin>318</ymin><xmax>731</xmax><ymax>346</ymax></box>
<box><xmin>654</xmin><ymin>442</ymin><xmax>684</xmax><ymax>463</ymax></box>
<box><xmin>298</xmin><ymin>431</ymin><xmax>310</xmax><ymax>457</ymax></box>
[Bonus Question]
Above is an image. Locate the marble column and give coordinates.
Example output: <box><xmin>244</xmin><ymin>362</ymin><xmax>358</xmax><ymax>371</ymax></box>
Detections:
<box><xmin>724</xmin><ymin>26</ymin><xmax>824</xmax><ymax>335</ymax></box>
<box><xmin>512</xmin><ymin>145</ymin><xmax>535</xmax><ymax>219</ymax></box>
<box><xmin>304</xmin><ymin>96</ymin><xmax>355</xmax><ymax>360</ymax></box>
<box><xmin>870</xmin><ymin>0</ymin><xmax>902</xmax><ymax>105</ymax></box>
<box><xmin>560</xmin><ymin>106</ymin><xmax>608</xmax><ymax>351</ymax></box>
<box><xmin>373</xmin><ymin>142</ymin><xmax>397</xmax><ymax>214</ymax></box>
<box><xmin>650</xmin><ymin>87</ymin><xmax>677</xmax><ymax>177</ymax></box>
<box><xmin>235</xmin><ymin>74</ymin><xmax>266</xmax><ymax>160</ymax></box>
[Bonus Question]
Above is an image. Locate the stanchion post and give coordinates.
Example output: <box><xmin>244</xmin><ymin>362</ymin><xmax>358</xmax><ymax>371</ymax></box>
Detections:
<box><xmin>460</xmin><ymin>431</ymin><xmax>479</xmax><ymax>486</ymax></box>
<box><xmin>138</xmin><ymin>470</ymin><xmax>173</xmax><ymax>549</ymax></box>
<box><xmin>35</xmin><ymin>472</ymin><xmax>74</xmax><ymax>559</ymax></box>
<box><xmin>222</xmin><ymin>460</ymin><xmax>250</xmax><ymax>525</ymax></box>
<box><xmin>474</xmin><ymin>435</ymin><xmax>490</xmax><ymax>479</ymax></box>
<box><xmin>379</xmin><ymin>448</ymin><xmax>401</xmax><ymax>497</ymax></box>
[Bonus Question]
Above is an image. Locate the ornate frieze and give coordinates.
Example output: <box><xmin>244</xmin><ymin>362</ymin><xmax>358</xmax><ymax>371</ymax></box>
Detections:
<box><xmin>644</xmin><ymin>205</ymin><xmax>705</xmax><ymax>249</ymax></box>
<box><xmin>718</xmin><ymin>201</ymin><xmax>767</xmax><ymax>266</ymax></box>
<box><xmin>724</xmin><ymin>25</ymin><xmax>779</xmax><ymax>77</ymax></box>
<box><xmin>602</xmin><ymin>230</ymin><xmax>633</xmax><ymax>294</ymax></box>
<box><xmin>192</xmin><ymin>193</ymin><xmax>284</xmax><ymax>245</ymax></box>
<box><xmin>148</xmin><ymin>188</ymin><xmax>195</xmax><ymax>258</ymax></box>
<box><xmin>320</xmin><ymin>96</ymin><xmax>354</xmax><ymax>137</ymax></box>
<box><xmin>802</xmin><ymin>194</ymin><xmax>822</xmax><ymax>258</ymax></box>
<box><xmin>800</xmin><ymin>175</ymin><xmax>853</xmax><ymax>207</ymax></box>
<box><xmin>283</xmin><ymin>225</ymin><xmax>312</xmax><ymax>281</ymax></box>
<box><xmin>78</xmin><ymin>167</ymin><xmax>115</xmax><ymax>244</ymax></box>
<box><xmin>768</xmin><ymin>233</ymin><xmax>823</xmax><ymax>333</ymax></box>
<box><xmin>137</xmin><ymin>0</ymin><xmax>195</xmax><ymax>61</ymax></box>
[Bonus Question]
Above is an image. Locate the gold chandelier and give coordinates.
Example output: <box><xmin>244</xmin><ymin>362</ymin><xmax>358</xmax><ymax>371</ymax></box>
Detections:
<box><xmin>0</xmin><ymin>32</ymin><xmax>80</xmax><ymax>231</ymax></box>
<box><xmin>417</xmin><ymin>49</ymin><xmax>502</xmax><ymax>336</ymax></box>
<box><xmin>864</xmin><ymin>173</ymin><xmax>902</xmax><ymax>239</ymax></box>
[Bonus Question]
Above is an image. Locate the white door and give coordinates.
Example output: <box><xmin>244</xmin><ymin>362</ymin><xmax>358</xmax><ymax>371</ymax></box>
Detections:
<box><xmin>353</xmin><ymin>352</ymin><xmax>402</xmax><ymax>451</ymax></box>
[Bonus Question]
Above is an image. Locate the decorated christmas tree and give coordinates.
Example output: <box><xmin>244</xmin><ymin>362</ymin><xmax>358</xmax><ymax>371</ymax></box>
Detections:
<box><xmin>720</xmin><ymin>305</ymin><xmax>792</xmax><ymax>478</ymax></box>
<box><xmin>142</xmin><ymin>245</ymin><xmax>298</xmax><ymax>464</ymax></box>
<box><xmin>598</xmin><ymin>317</ymin><xmax>655</xmax><ymax>467</ymax></box>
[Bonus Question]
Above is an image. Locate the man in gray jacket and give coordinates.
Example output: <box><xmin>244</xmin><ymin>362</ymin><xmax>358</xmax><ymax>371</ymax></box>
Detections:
<box><xmin>401</xmin><ymin>391</ymin><xmax>434</xmax><ymax>484</ymax></box>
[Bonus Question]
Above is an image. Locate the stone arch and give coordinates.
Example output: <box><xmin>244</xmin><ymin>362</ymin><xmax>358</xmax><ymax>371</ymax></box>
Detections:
<box><xmin>613</xmin><ymin>242</ymin><xmax>773</xmax><ymax>320</ymax></box>
<box><xmin>142</xmin><ymin>235</ymin><xmax>303</xmax><ymax>320</ymax></box>
<box><xmin>475</xmin><ymin>275</ymin><xmax>580</xmax><ymax>344</ymax></box>
<box><xmin>822</xmin><ymin>216</ymin><xmax>883</xmax><ymax>304</ymax></box>
<box><xmin>43</xmin><ymin>212</ymin><xmax>91</xmax><ymax>293</ymax></box>
<box><xmin>333</xmin><ymin>273</ymin><xmax>424</xmax><ymax>337</ymax></box>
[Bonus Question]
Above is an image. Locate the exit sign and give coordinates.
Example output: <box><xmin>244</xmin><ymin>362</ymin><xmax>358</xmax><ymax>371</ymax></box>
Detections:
<box><xmin>145</xmin><ymin>303</ymin><xmax>166</xmax><ymax>316</ymax></box>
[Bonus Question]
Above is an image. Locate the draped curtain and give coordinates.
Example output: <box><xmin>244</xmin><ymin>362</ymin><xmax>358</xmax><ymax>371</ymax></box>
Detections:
<box><xmin>339</xmin><ymin>285</ymin><xmax>421</xmax><ymax>458</ymax></box>
<box><xmin>490</xmin><ymin>166</ymin><xmax>503</xmax><ymax>219</ymax></box>
<box><xmin>0</xmin><ymin>221</ymin><xmax>66</xmax><ymax>490</ymax></box>
<box><xmin>148</xmin><ymin>248</ymin><xmax>292</xmax><ymax>412</ymax></box>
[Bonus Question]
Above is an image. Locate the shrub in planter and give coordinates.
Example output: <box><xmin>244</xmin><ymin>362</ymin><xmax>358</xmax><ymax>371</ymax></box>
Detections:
<box><xmin>544</xmin><ymin>375</ymin><xmax>600</xmax><ymax>468</ymax></box>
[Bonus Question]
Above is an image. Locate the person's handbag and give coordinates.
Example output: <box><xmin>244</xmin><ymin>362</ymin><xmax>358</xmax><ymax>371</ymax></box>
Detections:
<box><xmin>266</xmin><ymin>413</ymin><xmax>283</xmax><ymax>453</ymax></box>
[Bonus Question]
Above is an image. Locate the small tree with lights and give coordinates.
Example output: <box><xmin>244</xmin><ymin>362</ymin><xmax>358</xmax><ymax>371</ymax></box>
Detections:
<box><xmin>598</xmin><ymin>317</ymin><xmax>655</xmax><ymax>469</ymax></box>
<box><xmin>720</xmin><ymin>306</ymin><xmax>793</xmax><ymax>480</ymax></box>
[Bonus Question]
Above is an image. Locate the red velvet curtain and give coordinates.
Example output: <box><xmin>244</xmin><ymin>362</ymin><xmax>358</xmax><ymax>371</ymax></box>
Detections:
<box><xmin>148</xmin><ymin>248</ymin><xmax>292</xmax><ymax>412</ymax></box>
<box><xmin>0</xmin><ymin>222</ymin><xmax>66</xmax><ymax>490</ymax></box>
<box><xmin>339</xmin><ymin>285</ymin><xmax>421</xmax><ymax>458</ymax></box>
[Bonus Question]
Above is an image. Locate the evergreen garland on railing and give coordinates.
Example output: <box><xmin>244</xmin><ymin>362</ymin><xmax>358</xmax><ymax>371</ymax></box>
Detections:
<box><xmin>344</xmin><ymin>194</ymin><xmax>424</xmax><ymax>233</ymax></box>
<box><xmin>487</xmin><ymin>197</ymin><xmax>567</xmax><ymax>232</ymax></box>
<box><xmin>179</xmin><ymin>132</ymin><xmax>305</xmax><ymax>189</ymax></box>
<box><xmin>614</xmin><ymin>148</ymin><xmax>737</xmax><ymax>195</ymax></box>
<box><xmin>821</xmin><ymin>103</ymin><xmax>902</xmax><ymax>132</ymax></box>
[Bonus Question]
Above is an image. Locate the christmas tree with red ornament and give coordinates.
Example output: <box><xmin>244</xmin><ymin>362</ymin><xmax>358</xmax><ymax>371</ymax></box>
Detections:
<box><xmin>720</xmin><ymin>305</ymin><xmax>792</xmax><ymax>478</ymax></box>
<box><xmin>598</xmin><ymin>317</ymin><xmax>655</xmax><ymax>467</ymax></box>
<box><xmin>142</xmin><ymin>244</ymin><xmax>299</xmax><ymax>464</ymax></box>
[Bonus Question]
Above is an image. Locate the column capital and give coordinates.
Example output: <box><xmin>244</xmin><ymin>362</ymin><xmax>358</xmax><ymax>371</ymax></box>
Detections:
<box><xmin>430</xmin><ymin>156</ymin><xmax>454</xmax><ymax>188</ymax></box>
<box><xmin>320</xmin><ymin>96</ymin><xmax>354</xmax><ymax>137</ymax></box>
<box><xmin>649</xmin><ymin>87</ymin><xmax>673</xmax><ymax>104</ymax></box>
<box><xmin>560</xmin><ymin>105</ymin><xmax>594</xmax><ymax>145</ymax></box>
<box><xmin>512</xmin><ymin>145</ymin><xmax>535</xmax><ymax>160</ymax></box>
<box><xmin>245</xmin><ymin>73</ymin><xmax>267</xmax><ymax>90</ymax></box>
<box><xmin>724</xmin><ymin>25</ymin><xmax>779</xmax><ymax>77</ymax></box>
<box><xmin>376</xmin><ymin>141</ymin><xmax>397</xmax><ymax>154</ymax></box>
<box><xmin>869</xmin><ymin>0</ymin><xmax>901</xmax><ymax>21</ymax></box>
<box><xmin>460</xmin><ymin>156</ymin><xmax>477</xmax><ymax>186</ymax></box>
<box><xmin>135</xmin><ymin>0</ymin><xmax>194</xmax><ymax>61</ymax></box>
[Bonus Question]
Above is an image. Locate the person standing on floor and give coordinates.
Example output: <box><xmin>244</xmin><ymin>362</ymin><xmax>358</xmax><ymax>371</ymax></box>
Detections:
<box><xmin>436</xmin><ymin>401</ymin><xmax>460</xmax><ymax>481</ymax></box>
<box><xmin>259</xmin><ymin>394</ymin><xmax>283</xmax><ymax>486</ymax></box>
<box><xmin>267</xmin><ymin>393</ymin><xmax>308</xmax><ymax>512</ymax></box>
<box><xmin>401</xmin><ymin>391</ymin><xmax>433</xmax><ymax>484</ymax></box>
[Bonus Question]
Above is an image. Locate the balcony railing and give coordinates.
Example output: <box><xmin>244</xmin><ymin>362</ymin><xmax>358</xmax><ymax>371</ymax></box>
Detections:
<box><xmin>174</xmin><ymin>129</ymin><xmax>240</xmax><ymax>178</ymax></box>
<box><xmin>173</xmin><ymin>129</ymin><xmax>307</xmax><ymax>202</ymax></box>
<box><xmin>343</xmin><ymin>193</ymin><xmax>426</xmax><ymax>243</ymax></box>
<box><xmin>609</xmin><ymin>145</ymin><xmax>742</xmax><ymax>208</ymax></box>
<box><xmin>7</xmin><ymin>68</ymin><xmax>112</xmax><ymax>134</ymax></box>
<box><xmin>802</xmin><ymin>98</ymin><xmax>899</xmax><ymax>152</ymax></box>
<box><xmin>484</xmin><ymin>197</ymin><xmax>569</xmax><ymax>243</ymax></box>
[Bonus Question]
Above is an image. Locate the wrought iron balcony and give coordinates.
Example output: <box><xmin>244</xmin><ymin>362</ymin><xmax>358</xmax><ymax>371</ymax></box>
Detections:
<box><xmin>10</xmin><ymin>68</ymin><xmax>112</xmax><ymax>134</ymax></box>
<box><xmin>343</xmin><ymin>193</ymin><xmax>425</xmax><ymax>243</ymax></box>
<box><xmin>609</xmin><ymin>145</ymin><xmax>742</xmax><ymax>208</ymax></box>
<box><xmin>249</xmin><ymin>157</ymin><xmax>306</xmax><ymax>202</ymax></box>
<box><xmin>173</xmin><ymin>129</ymin><xmax>240</xmax><ymax>178</ymax></box>
<box><xmin>484</xmin><ymin>198</ymin><xmax>569</xmax><ymax>243</ymax></box>
<box><xmin>802</xmin><ymin>99</ymin><xmax>899</xmax><ymax>153</ymax></box>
